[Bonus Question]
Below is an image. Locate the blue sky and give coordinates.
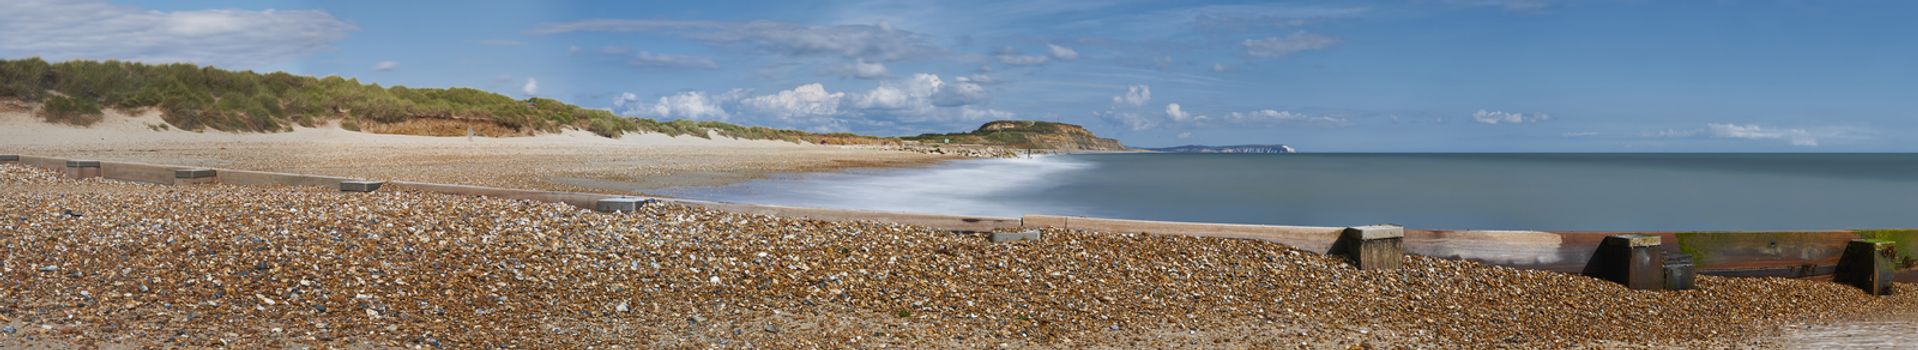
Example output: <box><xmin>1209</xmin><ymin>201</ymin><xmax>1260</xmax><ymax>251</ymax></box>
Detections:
<box><xmin>1</xmin><ymin>0</ymin><xmax>1913</xmax><ymax>151</ymax></box>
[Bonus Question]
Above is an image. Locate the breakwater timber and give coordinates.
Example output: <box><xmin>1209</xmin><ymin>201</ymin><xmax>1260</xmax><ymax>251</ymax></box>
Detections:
<box><xmin>1</xmin><ymin>155</ymin><xmax>1914</xmax><ymax>348</ymax></box>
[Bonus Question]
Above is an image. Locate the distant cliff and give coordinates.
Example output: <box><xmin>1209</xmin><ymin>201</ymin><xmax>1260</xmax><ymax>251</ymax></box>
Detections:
<box><xmin>1147</xmin><ymin>144</ymin><xmax>1296</xmax><ymax>153</ymax></box>
<box><xmin>903</xmin><ymin>120</ymin><xmax>1128</xmax><ymax>151</ymax></box>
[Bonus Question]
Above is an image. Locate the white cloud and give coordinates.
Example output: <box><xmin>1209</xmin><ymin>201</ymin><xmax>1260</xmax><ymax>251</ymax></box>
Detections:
<box><xmin>955</xmin><ymin>74</ymin><xmax>997</xmax><ymax>85</ymax></box>
<box><xmin>1471</xmin><ymin>109</ymin><xmax>1550</xmax><ymax>124</ymax></box>
<box><xmin>1211</xmin><ymin>63</ymin><xmax>1229</xmax><ymax>72</ymax></box>
<box><xmin>852</xmin><ymin>73</ymin><xmax>986</xmax><ymax>110</ymax></box>
<box><xmin>829</xmin><ymin>59</ymin><xmax>890</xmax><ymax>79</ymax></box>
<box><xmin>1707</xmin><ymin>123</ymin><xmax>1823</xmax><ymax>146</ymax></box>
<box><xmin>1173</xmin><ymin>4</ymin><xmax>1372</xmax><ymax>30</ymax></box>
<box><xmin>0</xmin><ymin>0</ymin><xmax>356</xmax><ymax>68</ymax></box>
<box><xmin>373</xmin><ymin>61</ymin><xmax>399</xmax><ymax>72</ymax></box>
<box><xmin>1228</xmin><ymin>109</ymin><xmax>1348</xmax><ymax>125</ymax></box>
<box><xmin>1563</xmin><ymin>131</ymin><xmax>1600</xmax><ymax>137</ymax></box>
<box><xmin>1242</xmin><ymin>31</ymin><xmax>1339</xmax><ymax>58</ymax></box>
<box><xmin>1165</xmin><ymin>103</ymin><xmax>1201</xmax><ymax>122</ymax></box>
<box><xmin>534</xmin><ymin>19</ymin><xmax>938</xmax><ymax>61</ymax></box>
<box><xmin>1112</xmin><ymin>85</ymin><xmax>1151</xmax><ymax>106</ymax></box>
<box><xmin>1047</xmin><ymin>44</ymin><xmax>1079</xmax><ymax>61</ymax></box>
<box><xmin>628</xmin><ymin>51</ymin><xmax>719</xmax><ymax>69</ymax></box>
<box><xmin>616</xmin><ymin>90</ymin><xmax>735</xmax><ymax>120</ymax></box>
<box><xmin>997</xmin><ymin>54</ymin><xmax>1049</xmax><ymax>66</ymax></box>
<box><xmin>741</xmin><ymin>84</ymin><xmax>845</xmax><ymax>119</ymax></box>
<box><xmin>1639</xmin><ymin>123</ymin><xmax>1868</xmax><ymax>147</ymax></box>
<box><xmin>931</xmin><ymin>80</ymin><xmax>988</xmax><ymax>107</ymax></box>
<box><xmin>616</xmin><ymin>73</ymin><xmax>1003</xmax><ymax>132</ymax></box>
<box><xmin>1177</xmin><ymin>132</ymin><xmax>1192</xmax><ymax>139</ymax></box>
<box><xmin>1108</xmin><ymin>104</ymin><xmax>1344</xmax><ymax>130</ymax></box>
<box><xmin>959</xmin><ymin>106</ymin><xmax>1016</xmax><ymax>120</ymax></box>
<box><xmin>521</xmin><ymin>78</ymin><xmax>540</xmax><ymax>95</ymax></box>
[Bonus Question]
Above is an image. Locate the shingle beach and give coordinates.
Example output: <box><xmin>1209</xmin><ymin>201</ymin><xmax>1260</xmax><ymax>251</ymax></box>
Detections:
<box><xmin>2</xmin><ymin>164</ymin><xmax>1913</xmax><ymax>349</ymax></box>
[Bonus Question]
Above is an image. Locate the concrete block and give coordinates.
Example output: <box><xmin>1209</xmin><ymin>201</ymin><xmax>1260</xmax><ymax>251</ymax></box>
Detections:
<box><xmin>64</xmin><ymin>160</ymin><xmax>102</xmax><ymax>179</ymax></box>
<box><xmin>0</xmin><ymin>155</ymin><xmax>17</xmax><ymax>162</ymax></box>
<box><xmin>174</xmin><ymin>168</ymin><xmax>216</xmax><ymax>179</ymax></box>
<box><xmin>991</xmin><ymin>230</ymin><xmax>1042</xmax><ymax>243</ymax></box>
<box><xmin>1331</xmin><ymin>225</ymin><xmax>1404</xmax><ymax>270</ymax></box>
<box><xmin>1582</xmin><ymin>234</ymin><xmax>1666</xmax><ymax>290</ymax></box>
<box><xmin>1662</xmin><ymin>252</ymin><xmax>1695</xmax><ymax>291</ymax></box>
<box><xmin>1835</xmin><ymin>239</ymin><xmax>1896</xmax><ymax>295</ymax></box>
<box><xmin>173</xmin><ymin>168</ymin><xmax>217</xmax><ymax>185</ymax></box>
<box><xmin>595</xmin><ymin>197</ymin><xmax>654</xmax><ymax>212</ymax></box>
<box><xmin>1022</xmin><ymin>215</ymin><xmax>1070</xmax><ymax>229</ymax></box>
<box><xmin>339</xmin><ymin>180</ymin><xmax>385</xmax><ymax>192</ymax></box>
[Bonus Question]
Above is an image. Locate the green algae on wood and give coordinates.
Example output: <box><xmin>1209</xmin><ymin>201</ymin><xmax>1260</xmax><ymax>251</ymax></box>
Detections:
<box><xmin>1853</xmin><ymin>229</ymin><xmax>1918</xmax><ymax>269</ymax></box>
<box><xmin>1671</xmin><ymin>231</ymin><xmax>1842</xmax><ymax>266</ymax></box>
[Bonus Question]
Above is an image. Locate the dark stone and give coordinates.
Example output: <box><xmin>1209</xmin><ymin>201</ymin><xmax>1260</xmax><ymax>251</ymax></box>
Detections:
<box><xmin>1582</xmin><ymin>234</ymin><xmax>1666</xmax><ymax>290</ymax></box>
<box><xmin>1662</xmin><ymin>252</ymin><xmax>1695</xmax><ymax>291</ymax></box>
<box><xmin>1835</xmin><ymin>239</ymin><xmax>1895</xmax><ymax>295</ymax></box>
<box><xmin>0</xmin><ymin>154</ymin><xmax>18</xmax><ymax>162</ymax></box>
<box><xmin>65</xmin><ymin>160</ymin><xmax>101</xmax><ymax>168</ymax></box>
<box><xmin>1329</xmin><ymin>225</ymin><xmax>1404</xmax><ymax>270</ymax></box>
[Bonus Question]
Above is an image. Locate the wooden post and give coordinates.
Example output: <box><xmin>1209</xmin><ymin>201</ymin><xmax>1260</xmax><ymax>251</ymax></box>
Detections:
<box><xmin>1332</xmin><ymin>225</ymin><xmax>1404</xmax><ymax>270</ymax></box>
<box><xmin>1835</xmin><ymin>239</ymin><xmax>1896</xmax><ymax>295</ymax></box>
<box><xmin>1583</xmin><ymin>234</ymin><xmax>1665</xmax><ymax>290</ymax></box>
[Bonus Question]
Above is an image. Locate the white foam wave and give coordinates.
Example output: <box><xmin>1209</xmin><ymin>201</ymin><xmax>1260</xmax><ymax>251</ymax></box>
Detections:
<box><xmin>678</xmin><ymin>155</ymin><xmax>1094</xmax><ymax>217</ymax></box>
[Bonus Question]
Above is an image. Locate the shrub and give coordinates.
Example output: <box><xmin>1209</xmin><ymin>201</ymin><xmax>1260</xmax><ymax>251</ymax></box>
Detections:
<box><xmin>37</xmin><ymin>95</ymin><xmax>103</xmax><ymax>126</ymax></box>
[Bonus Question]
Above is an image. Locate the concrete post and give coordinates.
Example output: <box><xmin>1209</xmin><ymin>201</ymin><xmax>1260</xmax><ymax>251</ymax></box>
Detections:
<box><xmin>64</xmin><ymin>160</ymin><xmax>102</xmax><ymax>179</ymax></box>
<box><xmin>1662</xmin><ymin>252</ymin><xmax>1695</xmax><ymax>291</ymax></box>
<box><xmin>1331</xmin><ymin>225</ymin><xmax>1404</xmax><ymax>270</ymax></box>
<box><xmin>594</xmin><ymin>197</ymin><xmax>653</xmax><ymax>212</ymax></box>
<box><xmin>1583</xmin><ymin>234</ymin><xmax>1665</xmax><ymax>290</ymax></box>
<box><xmin>174</xmin><ymin>168</ymin><xmax>217</xmax><ymax>185</ymax></box>
<box><xmin>1835</xmin><ymin>239</ymin><xmax>1896</xmax><ymax>295</ymax></box>
<box><xmin>339</xmin><ymin>180</ymin><xmax>385</xmax><ymax>192</ymax></box>
<box><xmin>991</xmin><ymin>229</ymin><xmax>1042</xmax><ymax>243</ymax></box>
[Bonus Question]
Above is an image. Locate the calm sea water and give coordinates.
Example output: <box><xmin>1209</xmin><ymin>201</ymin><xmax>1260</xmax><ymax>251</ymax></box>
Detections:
<box><xmin>661</xmin><ymin>153</ymin><xmax>1918</xmax><ymax>231</ymax></box>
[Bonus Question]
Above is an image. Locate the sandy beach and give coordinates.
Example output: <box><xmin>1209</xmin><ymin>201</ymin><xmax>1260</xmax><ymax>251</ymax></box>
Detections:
<box><xmin>1</xmin><ymin>163</ymin><xmax>1915</xmax><ymax>348</ymax></box>
<box><xmin>0</xmin><ymin>107</ymin><xmax>958</xmax><ymax>194</ymax></box>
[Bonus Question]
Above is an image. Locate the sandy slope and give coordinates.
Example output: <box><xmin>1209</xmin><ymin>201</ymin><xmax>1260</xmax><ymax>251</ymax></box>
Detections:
<box><xmin>0</xmin><ymin>107</ymin><xmax>955</xmax><ymax>193</ymax></box>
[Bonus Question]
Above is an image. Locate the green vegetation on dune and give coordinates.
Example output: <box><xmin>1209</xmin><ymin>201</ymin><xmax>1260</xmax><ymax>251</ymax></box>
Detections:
<box><xmin>0</xmin><ymin>58</ymin><xmax>884</xmax><ymax>142</ymax></box>
<box><xmin>902</xmin><ymin>120</ymin><xmax>1127</xmax><ymax>150</ymax></box>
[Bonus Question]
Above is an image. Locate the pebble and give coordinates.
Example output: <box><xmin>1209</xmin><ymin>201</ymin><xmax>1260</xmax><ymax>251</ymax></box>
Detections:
<box><xmin>1</xmin><ymin>163</ymin><xmax>1913</xmax><ymax>349</ymax></box>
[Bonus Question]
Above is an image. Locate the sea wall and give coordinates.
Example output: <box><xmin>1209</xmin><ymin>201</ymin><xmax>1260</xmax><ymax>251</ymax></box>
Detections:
<box><xmin>3</xmin><ymin>153</ymin><xmax>1912</xmax><ymax>281</ymax></box>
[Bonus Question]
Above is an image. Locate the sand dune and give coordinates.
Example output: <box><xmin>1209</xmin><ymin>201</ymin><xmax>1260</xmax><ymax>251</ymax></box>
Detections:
<box><xmin>0</xmin><ymin>108</ymin><xmax>956</xmax><ymax>192</ymax></box>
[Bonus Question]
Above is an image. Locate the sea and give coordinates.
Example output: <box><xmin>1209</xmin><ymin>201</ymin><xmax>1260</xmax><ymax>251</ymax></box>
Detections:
<box><xmin>659</xmin><ymin>153</ymin><xmax>1918</xmax><ymax>232</ymax></box>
